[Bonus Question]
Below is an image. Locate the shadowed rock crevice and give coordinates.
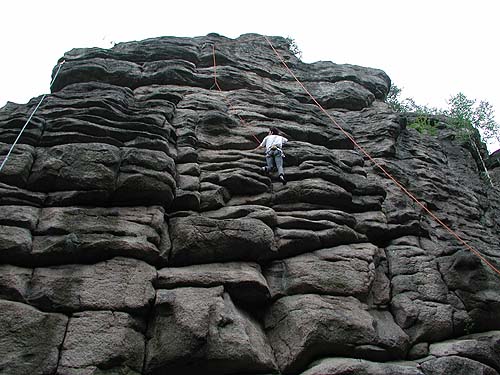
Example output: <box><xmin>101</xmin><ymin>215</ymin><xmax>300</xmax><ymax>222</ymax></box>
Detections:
<box><xmin>1</xmin><ymin>33</ymin><xmax>499</xmax><ymax>375</ymax></box>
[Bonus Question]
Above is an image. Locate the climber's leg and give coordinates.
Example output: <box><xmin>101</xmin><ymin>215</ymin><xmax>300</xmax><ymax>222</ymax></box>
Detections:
<box><xmin>274</xmin><ymin>154</ymin><xmax>284</xmax><ymax>176</ymax></box>
<box><xmin>265</xmin><ymin>153</ymin><xmax>275</xmax><ymax>172</ymax></box>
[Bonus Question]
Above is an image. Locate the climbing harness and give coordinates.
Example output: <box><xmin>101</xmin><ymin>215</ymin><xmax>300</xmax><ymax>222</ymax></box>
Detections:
<box><xmin>0</xmin><ymin>60</ymin><xmax>66</xmax><ymax>173</ymax></box>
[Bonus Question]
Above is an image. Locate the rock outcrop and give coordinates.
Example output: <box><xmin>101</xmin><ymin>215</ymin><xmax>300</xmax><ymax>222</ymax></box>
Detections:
<box><xmin>1</xmin><ymin>33</ymin><xmax>499</xmax><ymax>375</ymax></box>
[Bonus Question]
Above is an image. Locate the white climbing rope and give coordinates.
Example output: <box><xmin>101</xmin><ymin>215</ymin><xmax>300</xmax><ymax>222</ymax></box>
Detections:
<box><xmin>0</xmin><ymin>60</ymin><xmax>65</xmax><ymax>173</ymax></box>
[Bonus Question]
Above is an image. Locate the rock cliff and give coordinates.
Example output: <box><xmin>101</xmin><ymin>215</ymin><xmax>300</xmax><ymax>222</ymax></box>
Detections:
<box><xmin>1</xmin><ymin>33</ymin><xmax>499</xmax><ymax>375</ymax></box>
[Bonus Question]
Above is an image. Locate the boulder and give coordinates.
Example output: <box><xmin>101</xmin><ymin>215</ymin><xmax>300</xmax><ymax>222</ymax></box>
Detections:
<box><xmin>0</xmin><ymin>299</ymin><xmax>68</xmax><ymax>375</ymax></box>
<box><xmin>169</xmin><ymin>215</ymin><xmax>276</xmax><ymax>265</ymax></box>
<box><xmin>265</xmin><ymin>294</ymin><xmax>409</xmax><ymax>373</ymax></box>
<box><xmin>420</xmin><ymin>355</ymin><xmax>498</xmax><ymax>375</ymax></box>
<box><xmin>145</xmin><ymin>286</ymin><xmax>277</xmax><ymax>374</ymax></box>
<box><xmin>27</xmin><ymin>206</ymin><xmax>168</xmax><ymax>266</ymax></box>
<box><xmin>28</xmin><ymin>143</ymin><xmax>121</xmax><ymax>192</ymax></box>
<box><xmin>27</xmin><ymin>257</ymin><xmax>156</xmax><ymax>313</ymax></box>
<box><xmin>264</xmin><ymin>243</ymin><xmax>378</xmax><ymax>300</ymax></box>
<box><xmin>58</xmin><ymin>311</ymin><xmax>145</xmax><ymax>375</ymax></box>
<box><xmin>0</xmin><ymin>264</ymin><xmax>32</xmax><ymax>302</ymax></box>
<box><xmin>157</xmin><ymin>261</ymin><xmax>270</xmax><ymax>306</ymax></box>
<box><xmin>301</xmin><ymin>357</ymin><xmax>424</xmax><ymax>375</ymax></box>
<box><xmin>427</xmin><ymin>331</ymin><xmax>500</xmax><ymax>372</ymax></box>
<box><xmin>0</xmin><ymin>225</ymin><xmax>32</xmax><ymax>264</ymax></box>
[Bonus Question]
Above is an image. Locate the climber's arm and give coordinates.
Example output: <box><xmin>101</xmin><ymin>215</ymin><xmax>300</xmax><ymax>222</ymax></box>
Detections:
<box><xmin>252</xmin><ymin>136</ymin><xmax>267</xmax><ymax>151</ymax></box>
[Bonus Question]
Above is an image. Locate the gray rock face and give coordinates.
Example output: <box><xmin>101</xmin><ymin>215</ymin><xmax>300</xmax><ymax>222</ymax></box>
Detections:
<box><xmin>145</xmin><ymin>286</ymin><xmax>277</xmax><ymax>374</ymax></box>
<box><xmin>265</xmin><ymin>294</ymin><xmax>409</xmax><ymax>373</ymax></box>
<box><xmin>156</xmin><ymin>261</ymin><xmax>270</xmax><ymax>306</ymax></box>
<box><xmin>27</xmin><ymin>257</ymin><xmax>156</xmax><ymax>313</ymax></box>
<box><xmin>301</xmin><ymin>358</ymin><xmax>424</xmax><ymax>375</ymax></box>
<box><xmin>1</xmin><ymin>33</ymin><xmax>499</xmax><ymax>374</ymax></box>
<box><xmin>58</xmin><ymin>311</ymin><xmax>146</xmax><ymax>375</ymax></box>
<box><xmin>169</xmin><ymin>215</ymin><xmax>276</xmax><ymax>265</ymax></box>
<box><xmin>264</xmin><ymin>243</ymin><xmax>378</xmax><ymax>300</ymax></box>
<box><xmin>0</xmin><ymin>300</ymin><xmax>68</xmax><ymax>375</ymax></box>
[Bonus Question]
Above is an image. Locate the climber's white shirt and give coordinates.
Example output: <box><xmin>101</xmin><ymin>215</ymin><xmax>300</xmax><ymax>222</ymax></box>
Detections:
<box><xmin>260</xmin><ymin>134</ymin><xmax>288</xmax><ymax>152</ymax></box>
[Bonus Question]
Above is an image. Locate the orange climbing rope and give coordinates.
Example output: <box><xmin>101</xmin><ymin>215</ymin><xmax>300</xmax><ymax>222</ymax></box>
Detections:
<box><xmin>211</xmin><ymin>45</ymin><xmax>261</xmax><ymax>145</ymax></box>
<box><xmin>210</xmin><ymin>35</ymin><xmax>500</xmax><ymax>278</ymax></box>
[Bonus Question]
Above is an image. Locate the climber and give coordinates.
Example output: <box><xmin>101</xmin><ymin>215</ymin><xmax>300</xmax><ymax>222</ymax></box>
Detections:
<box><xmin>253</xmin><ymin>127</ymin><xmax>288</xmax><ymax>185</ymax></box>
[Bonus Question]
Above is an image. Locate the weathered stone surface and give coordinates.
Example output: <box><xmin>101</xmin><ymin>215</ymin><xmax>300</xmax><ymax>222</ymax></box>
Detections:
<box><xmin>169</xmin><ymin>215</ymin><xmax>276</xmax><ymax>265</ymax></box>
<box><xmin>0</xmin><ymin>299</ymin><xmax>68</xmax><ymax>375</ymax></box>
<box><xmin>0</xmin><ymin>143</ymin><xmax>35</xmax><ymax>187</ymax></box>
<box><xmin>0</xmin><ymin>113</ymin><xmax>45</xmax><ymax>147</ymax></box>
<box><xmin>408</xmin><ymin>342</ymin><xmax>430</xmax><ymax>360</ymax></box>
<box><xmin>274</xmin><ymin>178</ymin><xmax>353</xmax><ymax>208</ymax></box>
<box><xmin>0</xmin><ymin>264</ymin><xmax>31</xmax><ymax>302</ymax></box>
<box><xmin>273</xmin><ymin>223</ymin><xmax>367</xmax><ymax>259</ymax></box>
<box><xmin>200</xmin><ymin>182</ymin><xmax>230</xmax><ymax>210</ymax></box>
<box><xmin>264</xmin><ymin>243</ymin><xmax>378</xmax><ymax>300</ymax></box>
<box><xmin>386</xmin><ymin>240</ymin><xmax>458</xmax><ymax>344</ymax></box>
<box><xmin>308</xmin><ymin>80</ymin><xmax>376</xmax><ymax>110</ymax></box>
<box><xmin>115</xmin><ymin>148</ymin><xmax>176</xmax><ymax>206</ymax></box>
<box><xmin>145</xmin><ymin>286</ymin><xmax>277</xmax><ymax>374</ymax></box>
<box><xmin>301</xmin><ymin>357</ymin><xmax>424</xmax><ymax>375</ymax></box>
<box><xmin>28</xmin><ymin>143</ymin><xmax>121</xmax><ymax>192</ymax></box>
<box><xmin>297</xmin><ymin>60</ymin><xmax>391</xmax><ymax>99</ymax></box>
<box><xmin>27</xmin><ymin>257</ymin><xmax>156</xmax><ymax>313</ymax></box>
<box><xmin>58</xmin><ymin>311</ymin><xmax>145</xmax><ymax>375</ymax></box>
<box><xmin>1</xmin><ymin>33</ymin><xmax>499</xmax><ymax>375</ymax></box>
<box><xmin>36</xmin><ymin>206</ymin><xmax>164</xmax><ymax>237</ymax></box>
<box><xmin>437</xmin><ymin>250</ymin><xmax>500</xmax><ymax>333</ymax></box>
<box><xmin>0</xmin><ymin>204</ymin><xmax>40</xmax><ymax>230</ymax></box>
<box><xmin>157</xmin><ymin>262</ymin><xmax>270</xmax><ymax>305</ymax></box>
<box><xmin>427</xmin><ymin>331</ymin><xmax>500</xmax><ymax>372</ymax></box>
<box><xmin>265</xmin><ymin>294</ymin><xmax>409</xmax><ymax>373</ymax></box>
<box><xmin>177</xmin><ymin>162</ymin><xmax>200</xmax><ymax>176</ymax></box>
<box><xmin>0</xmin><ymin>182</ymin><xmax>45</xmax><ymax>206</ymax></box>
<box><xmin>202</xmin><ymin>204</ymin><xmax>277</xmax><ymax>227</ymax></box>
<box><xmin>420</xmin><ymin>356</ymin><xmax>498</xmax><ymax>375</ymax></box>
<box><xmin>0</xmin><ymin>225</ymin><xmax>32</xmax><ymax>263</ymax></box>
<box><xmin>26</xmin><ymin>206</ymin><xmax>167</xmax><ymax>266</ymax></box>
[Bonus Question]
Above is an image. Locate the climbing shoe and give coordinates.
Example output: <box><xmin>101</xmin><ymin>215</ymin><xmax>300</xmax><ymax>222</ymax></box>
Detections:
<box><xmin>261</xmin><ymin>166</ymin><xmax>269</xmax><ymax>175</ymax></box>
<box><xmin>279</xmin><ymin>174</ymin><xmax>287</xmax><ymax>185</ymax></box>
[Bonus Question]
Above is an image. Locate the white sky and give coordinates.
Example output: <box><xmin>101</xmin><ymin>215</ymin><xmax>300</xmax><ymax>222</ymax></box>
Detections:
<box><xmin>1</xmin><ymin>0</ymin><xmax>499</xmax><ymax>152</ymax></box>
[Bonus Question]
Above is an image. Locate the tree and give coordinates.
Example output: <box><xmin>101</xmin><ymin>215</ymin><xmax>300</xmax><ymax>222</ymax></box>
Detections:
<box><xmin>386</xmin><ymin>84</ymin><xmax>405</xmax><ymax>112</ymax></box>
<box><xmin>386</xmin><ymin>86</ymin><xmax>498</xmax><ymax>186</ymax></box>
<box><xmin>284</xmin><ymin>37</ymin><xmax>302</xmax><ymax>59</ymax></box>
<box><xmin>387</xmin><ymin>84</ymin><xmax>440</xmax><ymax>115</ymax></box>
<box><xmin>387</xmin><ymin>86</ymin><xmax>499</xmax><ymax>146</ymax></box>
<box><xmin>446</xmin><ymin>92</ymin><xmax>500</xmax><ymax>145</ymax></box>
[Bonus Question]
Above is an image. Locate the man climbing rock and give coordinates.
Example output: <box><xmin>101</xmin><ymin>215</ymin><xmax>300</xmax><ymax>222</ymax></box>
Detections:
<box><xmin>253</xmin><ymin>127</ymin><xmax>288</xmax><ymax>185</ymax></box>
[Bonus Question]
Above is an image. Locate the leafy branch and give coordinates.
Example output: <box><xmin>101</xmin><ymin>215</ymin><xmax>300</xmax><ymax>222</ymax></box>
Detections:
<box><xmin>387</xmin><ymin>85</ymin><xmax>499</xmax><ymax>187</ymax></box>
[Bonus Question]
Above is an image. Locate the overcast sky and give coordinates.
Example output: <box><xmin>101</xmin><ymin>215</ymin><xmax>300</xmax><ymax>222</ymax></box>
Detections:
<box><xmin>1</xmin><ymin>0</ymin><xmax>498</xmax><ymax>152</ymax></box>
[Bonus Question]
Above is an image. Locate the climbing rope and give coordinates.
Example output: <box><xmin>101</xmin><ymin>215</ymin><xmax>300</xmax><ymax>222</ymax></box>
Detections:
<box><xmin>264</xmin><ymin>35</ymin><xmax>500</xmax><ymax>277</ymax></box>
<box><xmin>211</xmin><ymin>45</ymin><xmax>261</xmax><ymax>145</ymax></box>
<box><xmin>211</xmin><ymin>35</ymin><xmax>500</xmax><ymax>277</ymax></box>
<box><xmin>0</xmin><ymin>60</ymin><xmax>65</xmax><ymax>173</ymax></box>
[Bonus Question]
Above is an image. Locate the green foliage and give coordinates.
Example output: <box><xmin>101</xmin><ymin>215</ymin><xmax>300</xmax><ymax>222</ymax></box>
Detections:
<box><xmin>445</xmin><ymin>92</ymin><xmax>500</xmax><ymax>145</ymax></box>
<box><xmin>284</xmin><ymin>37</ymin><xmax>303</xmax><ymax>59</ymax></box>
<box><xmin>386</xmin><ymin>84</ymin><xmax>405</xmax><ymax>112</ymax></box>
<box><xmin>387</xmin><ymin>85</ymin><xmax>496</xmax><ymax>187</ymax></box>
<box><xmin>386</xmin><ymin>85</ymin><xmax>500</xmax><ymax>147</ymax></box>
<box><xmin>408</xmin><ymin>116</ymin><xmax>438</xmax><ymax>136</ymax></box>
<box><xmin>387</xmin><ymin>85</ymin><xmax>441</xmax><ymax>115</ymax></box>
